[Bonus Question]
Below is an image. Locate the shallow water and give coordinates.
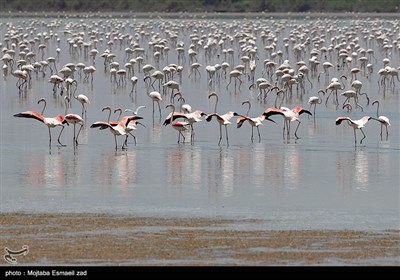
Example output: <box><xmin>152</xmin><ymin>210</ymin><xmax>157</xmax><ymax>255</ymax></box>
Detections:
<box><xmin>0</xmin><ymin>14</ymin><xmax>399</xmax><ymax>230</ymax></box>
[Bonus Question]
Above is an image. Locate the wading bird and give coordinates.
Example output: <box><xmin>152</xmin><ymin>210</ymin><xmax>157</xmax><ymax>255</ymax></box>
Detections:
<box><xmin>205</xmin><ymin>92</ymin><xmax>239</xmax><ymax>145</ymax></box>
<box><xmin>263</xmin><ymin>106</ymin><xmax>312</xmax><ymax>140</ymax></box>
<box><xmin>335</xmin><ymin>116</ymin><xmax>380</xmax><ymax>144</ymax></box>
<box><xmin>90</xmin><ymin>115</ymin><xmax>143</xmax><ymax>150</ymax></box>
<box><xmin>236</xmin><ymin>100</ymin><xmax>276</xmax><ymax>142</ymax></box>
<box><xmin>64</xmin><ymin>96</ymin><xmax>84</xmax><ymax>146</ymax></box>
<box><xmin>148</xmin><ymin>91</ymin><xmax>163</xmax><ymax>121</ymax></box>
<box><xmin>372</xmin><ymin>100</ymin><xmax>391</xmax><ymax>140</ymax></box>
<box><xmin>165</xmin><ymin>104</ymin><xmax>191</xmax><ymax>143</ymax></box>
<box><xmin>308</xmin><ymin>90</ymin><xmax>324</xmax><ymax>118</ymax></box>
<box><xmin>13</xmin><ymin>98</ymin><xmax>69</xmax><ymax>147</ymax></box>
<box><xmin>73</xmin><ymin>93</ymin><xmax>90</xmax><ymax>121</ymax></box>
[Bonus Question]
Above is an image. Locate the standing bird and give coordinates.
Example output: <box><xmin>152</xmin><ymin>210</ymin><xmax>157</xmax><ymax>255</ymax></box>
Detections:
<box><xmin>325</xmin><ymin>75</ymin><xmax>347</xmax><ymax>106</ymax></box>
<box><xmin>226</xmin><ymin>69</ymin><xmax>243</xmax><ymax>90</ymax></box>
<box><xmin>335</xmin><ymin>116</ymin><xmax>380</xmax><ymax>145</ymax></box>
<box><xmin>205</xmin><ymin>92</ymin><xmax>239</xmax><ymax>145</ymax></box>
<box><xmin>90</xmin><ymin>115</ymin><xmax>143</xmax><ymax>150</ymax></box>
<box><xmin>165</xmin><ymin>104</ymin><xmax>190</xmax><ymax>143</ymax></box>
<box><xmin>164</xmin><ymin>103</ymin><xmax>205</xmax><ymax>143</ymax></box>
<box><xmin>308</xmin><ymin>90</ymin><xmax>324</xmax><ymax>118</ymax></box>
<box><xmin>263</xmin><ymin>106</ymin><xmax>312</xmax><ymax>140</ymax></box>
<box><xmin>372</xmin><ymin>100</ymin><xmax>391</xmax><ymax>140</ymax></box>
<box><xmin>148</xmin><ymin>91</ymin><xmax>163</xmax><ymax>121</ymax></box>
<box><xmin>13</xmin><ymin>98</ymin><xmax>69</xmax><ymax>147</ymax></box>
<box><xmin>64</xmin><ymin>96</ymin><xmax>84</xmax><ymax>146</ymax></box>
<box><xmin>162</xmin><ymin>80</ymin><xmax>180</xmax><ymax>101</ymax></box>
<box><xmin>73</xmin><ymin>93</ymin><xmax>90</xmax><ymax>122</ymax></box>
<box><xmin>236</xmin><ymin>100</ymin><xmax>276</xmax><ymax>142</ymax></box>
<box><xmin>123</xmin><ymin>108</ymin><xmax>146</xmax><ymax>146</ymax></box>
<box><xmin>173</xmin><ymin>92</ymin><xmax>192</xmax><ymax>113</ymax></box>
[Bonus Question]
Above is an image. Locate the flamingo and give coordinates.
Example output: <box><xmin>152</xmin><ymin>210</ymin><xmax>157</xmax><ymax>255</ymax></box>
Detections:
<box><xmin>164</xmin><ymin>102</ymin><xmax>205</xmax><ymax>142</ymax></box>
<box><xmin>162</xmin><ymin>80</ymin><xmax>180</xmax><ymax>101</ymax></box>
<box><xmin>205</xmin><ymin>92</ymin><xmax>239</xmax><ymax>145</ymax></box>
<box><xmin>226</xmin><ymin>69</ymin><xmax>243</xmax><ymax>90</ymax></box>
<box><xmin>48</xmin><ymin>74</ymin><xmax>64</xmax><ymax>94</ymax></box>
<box><xmin>90</xmin><ymin>115</ymin><xmax>143</xmax><ymax>150</ymax></box>
<box><xmin>236</xmin><ymin>100</ymin><xmax>276</xmax><ymax>142</ymax></box>
<box><xmin>124</xmin><ymin>105</ymin><xmax>146</xmax><ymax>116</ymax></box>
<box><xmin>73</xmin><ymin>93</ymin><xmax>90</xmax><ymax>121</ymax></box>
<box><xmin>372</xmin><ymin>100</ymin><xmax>391</xmax><ymax>140</ymax></box>
<box><xmin>340</xmin><ymin>90</ymin><xmax>368</xmax><ymax>111</ymax></box>
<box><xmin>100</xmin><ymin>106</ymin><xmax>122</xmax><ymax>124</ymax></box>
<box><xmin>343</xmin><ymin>103</ymin><xmax>353</xmax><ymax>113</ymax></box>
<box><xmin>308</xmin><ymin>90</ymin><xmax>324</xmax><ymax>118</ymax></box>
<box><xmin>263</xmin><ymin>106</ymin><xmax>312</xmax><ymax>140</ymax></box>
<box><xmin>64</xmin><ymin>96</ymin><xmax>84</xmax><ymax>146</ymax></box>
<box><xmin>317</xmin><ymin>61</ymin><xmax>334</xmax><ymax>84</ymax></box>
<box><xmin>123</xmin><ymin>107</ymin><xmax>146</xmax><ymax>146</ymax></box>
<box><xmin>130</xmin><ymin>76</ymin><xmax>138</xmax><ymax>94</ymax></box>
<box><xmin>148</xmin><ymin>91</ymin><xmax>163</xmax><ymax>121</ymax></box>
<box><xmin>173</xmin><ymin>92</ymin><xmax>192</xmax><ymax>113</ymax></box>
<box><xmin>335</xmin><ymin>116</ymin><xmax>380</xmax><ymax>145</ymax></box>
<box><xmin>13</xmin><ymin>98</ymin><xmax>69</xmax><ymax>147</ymax></box>
<box><xmin>325</xmin><ymin>75</ymin><xmax>347</xmax><ymax>106</ymax></box>
<box><xmin>165</xmin><ymin>104</ymin><xmax>190</xmax><ymax>143</ymax></box>
<box><xmin>144</xmin><ymin>70</ymin><xmax>164</xmax><ymax>91</ymax></box>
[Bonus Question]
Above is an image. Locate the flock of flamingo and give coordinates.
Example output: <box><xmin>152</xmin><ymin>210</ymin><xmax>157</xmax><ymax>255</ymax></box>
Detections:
<box><xmin>2</xmin><ymin>15</ymin><xmax>397</xmax><ymax>150</ymax></box>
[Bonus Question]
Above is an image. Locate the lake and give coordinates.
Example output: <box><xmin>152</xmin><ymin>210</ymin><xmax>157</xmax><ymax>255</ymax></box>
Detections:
<box><xmin>0</xmin><ymin>13</ymin><xmax>399</xmax><ymax>231</ymax></box>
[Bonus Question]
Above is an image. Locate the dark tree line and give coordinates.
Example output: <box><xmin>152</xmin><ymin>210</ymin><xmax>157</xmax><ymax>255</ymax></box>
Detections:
<box><xmin>1</xmin><ymin>0</ymin><xmax>399</xmax><ymax>13</ymax></box>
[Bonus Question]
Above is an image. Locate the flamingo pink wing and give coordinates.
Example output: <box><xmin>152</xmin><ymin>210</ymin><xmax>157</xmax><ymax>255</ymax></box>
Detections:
<box><xmin>13</xmin><ymin>111</ymin><xmax>45</xmax><ymax>124</ymax></box>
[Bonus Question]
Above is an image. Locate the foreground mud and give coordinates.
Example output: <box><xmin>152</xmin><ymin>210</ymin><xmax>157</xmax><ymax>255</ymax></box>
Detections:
<box><xmin>1</xmin><ymin>213</ymin><xmax>398</xmax><ymax>265</ymax></box>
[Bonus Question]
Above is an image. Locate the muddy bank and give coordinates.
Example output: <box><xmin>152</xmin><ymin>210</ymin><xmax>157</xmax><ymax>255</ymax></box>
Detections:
<box><xmin>1</xmin><ymin>213</ymin><xmax>398</xmax><ymax>265</ymax></box>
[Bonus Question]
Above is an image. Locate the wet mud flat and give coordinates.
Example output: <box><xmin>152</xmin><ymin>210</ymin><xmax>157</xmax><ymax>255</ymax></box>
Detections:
<box><xmin>1</xmin><ymin>213</ymin><xmax>399</xmax><ymax>266</ymax></box>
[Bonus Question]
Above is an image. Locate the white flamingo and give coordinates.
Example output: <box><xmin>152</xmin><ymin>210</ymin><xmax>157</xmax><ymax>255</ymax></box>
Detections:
<box><xmin>372</xmin><ymin>100</ymin><xmax>391</xmax><ymax>140</ymax></box>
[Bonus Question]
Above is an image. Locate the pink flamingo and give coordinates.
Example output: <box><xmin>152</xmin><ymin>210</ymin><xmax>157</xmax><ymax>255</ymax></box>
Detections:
<box><xmin>263</xmin><ymin>106</ymin><xmax>312</xmax><ymax>139</ymax></box>
<box><xmin>237</xmin><ymin>100</ymin><xmax>276</xmax><ymax>142</ymax></box>
<box><xmin>64</xmin><ymin>96</ymin><xmax>84</xmax><ymax>146</ymax></box>
<box><xmin>335</xmin><ymin>116</ymin><xmax>380</xmax><ymax>144</ymax></box>
<box><xmin>90</xmin><ymin>115</ymin><xmax>143</xmax><ymax>150</ymax></box>
<box><xmin>165</xmin><ymin>104</ymin><xmax>190</xmax><ymax>143</ymax></box>
<box><xmin>205</xmin><ymin>92</ymin><xmax>239</xmax><ymax>145</ymax></box>
<box><xmin>13</xmin><ymin>98</ymin><xmax>69</xmax><ymax>147</ymax></box>
<box><xmin>164</xmin><ymin>103</ymin><xmax>205</xmax><ymax>142</ymax></box>
<box><xmin>372</xmin><ymin>100</ymin><xmax>391</xmax><ymax>140</ymax></box>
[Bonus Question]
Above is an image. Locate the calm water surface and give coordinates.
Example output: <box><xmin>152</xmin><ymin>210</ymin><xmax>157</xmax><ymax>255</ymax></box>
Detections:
<box><xmin>0</xmin><ymin>15</ymin><xmax>399</xmax><ymax>230</ymax></box>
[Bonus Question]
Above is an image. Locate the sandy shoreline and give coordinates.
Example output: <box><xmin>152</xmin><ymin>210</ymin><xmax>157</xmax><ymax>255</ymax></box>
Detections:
<box><xmin>1</xmin><ymin>213</ymin><xmax>399</xmax><ymax>266</ymax></box>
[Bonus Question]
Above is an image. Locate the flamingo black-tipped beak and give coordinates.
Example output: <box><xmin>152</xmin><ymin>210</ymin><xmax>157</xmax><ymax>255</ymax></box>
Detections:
<box><xmin>200</xmin><ymin>112</ymin><xmax>207</xmax><ymax>117</ymax></box>
<box><xmin>136</xmin><ymin>121</ymin><xmax>146</xmax><ymax>128</ymax></box>
<box><xmin>266</xmin><ymin>117</ymin><xmax>277</xmax><ymax>124</ymax></box>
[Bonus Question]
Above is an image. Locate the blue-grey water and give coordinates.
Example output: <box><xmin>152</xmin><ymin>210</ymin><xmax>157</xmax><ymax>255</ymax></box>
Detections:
<box><xmin>0</xmin><ymin>14</ymin><xmax>399</xmax><ymax>230</ymax></box>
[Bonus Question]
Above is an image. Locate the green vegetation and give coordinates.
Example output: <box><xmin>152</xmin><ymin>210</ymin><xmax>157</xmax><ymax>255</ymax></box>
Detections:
<box><xmin>1</xmin><ymin>0</ymin><xmax>399</xmax><ymax>13</ymax></box>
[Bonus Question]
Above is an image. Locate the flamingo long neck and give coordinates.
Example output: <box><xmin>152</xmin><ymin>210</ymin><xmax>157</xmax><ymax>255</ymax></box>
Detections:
<box><xmin>104</xmin><ymin>108</ymin><xmax>111</xmax><ymax>123</ymax></box>
<box><xmin>40</xmin><ymin>100</ymin><xmax>47</xmax><ymax>115</ymax></box>
<box><xmin>170</xmin><ymin>105</ymin><xmax>175</xmax><ymax>116</ymax></box>
<box><xmin>213</xmin><ymin>95</ymin><xmax>218</xmax><ymax>113</ymax></box>
<box><xmin>375</xmin><ymin>102</ymin><xmax>380</xmax><ymax>118</ymax></box>
<box><xmin>245</xmin><ymin>102</ymin><xmax>251</xmax><ymax>115</ymax></box>
<box><xmin>64</xmin><ymin>97</ymin><xmax>70</xmax><ymax>115</ymax></box>
<box><xmin>179</xmin><ymin>97</ymin><xmax>185</xmax><ymax>112</ymax></box>
<box><xmin>340</xmin><ymin>75</ymin><xmax>347</xmax><ymax>89</ymax></box>
<box><xmin>73</xmin><ymin>89</ymin><xmax>79</xmax><ymax>100</ymax></box>
<box><xmin>116</xmin><ymin>110</ymin><xmax>122</xmax><ymax>121</ymax></box>
<box><xmin>317</xmin><ymin>90</ymin><xmax>324</xmax><ymax>104</ymax></box>
<box><xmin>274</xmin><ymin>90</ymin><xmax>283</xmax><ymax>108</ymax></box>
